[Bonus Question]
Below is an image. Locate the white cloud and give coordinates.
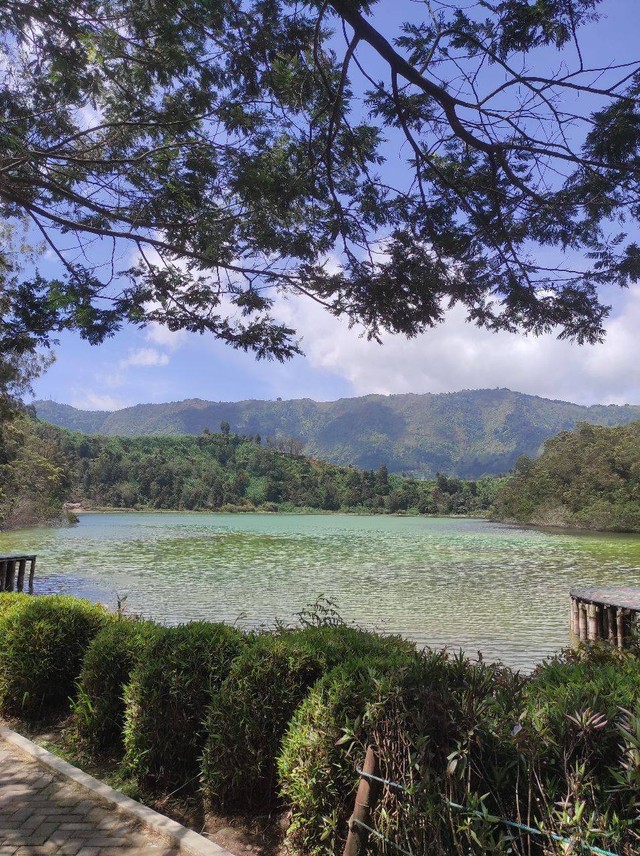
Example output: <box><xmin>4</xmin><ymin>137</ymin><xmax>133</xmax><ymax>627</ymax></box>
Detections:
<box><xmin>145</xmin><ymin>323</ymin><xmax>187</xmax><ymax>351</ymax></box>
<box><xmin>119</xmin><ymin>347</ymin><xmax>170</xmax><ymax>369</ymax></box>
<box><xmin>273</xmin><ymin>285</ymin><xmax>640</xmax><ymax>406</ymax></box>
<box><xmin>70</xmin><ymin>392</ymin><xmax>128</xmax><ymax>411</ymax></box>
<box><xmin>90</xmin><ymin>348</ymin><xmax>170</xmax><ymax>394</ymax></box>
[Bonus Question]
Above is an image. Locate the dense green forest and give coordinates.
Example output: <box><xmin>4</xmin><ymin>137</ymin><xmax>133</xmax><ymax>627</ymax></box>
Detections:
<box><xmin>4</xmin><ymin>416</ymin><xmax>640</xmax><ymax>533</ymax></box>
<box><xmin>0</xmin><ymin>418</ymin><xmax>71</xmax><ymax>530</ymax></box>
<box><xmin>0</xmin><ymin>417</ymin><xmax>504</xmax><ymax>528</ymax></box>
<box><xmin>34</xmin><ymin>388</ymin><xmax>640</xmax><ymax>478</ymax></box>
<box><xmin>492</xmin><ymin>422</ymin><xmax>640</xmax><ymax>531</ymax></box>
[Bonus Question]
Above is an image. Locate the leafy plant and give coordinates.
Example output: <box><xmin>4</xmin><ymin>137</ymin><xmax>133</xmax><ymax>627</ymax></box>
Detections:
<box><xmin>123</xmin><ymin>621</ymin><xmax>245</xmax><ymax>792</ymax></box>
<box><xmin>73</xmin><ymin>616</ymin><xmax>160</xmax><ymax>755</ymax></box>
<box><xmin>0</xmin><ymin>595</ymin><xmax>109</xmax><ymax>720</ymax></box>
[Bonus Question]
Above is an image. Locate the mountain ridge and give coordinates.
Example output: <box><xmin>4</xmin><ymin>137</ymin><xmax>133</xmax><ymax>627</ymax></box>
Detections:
<box><xmin>32</xmin><ymin>388</ymin><xmax>640</xmax><ymax>479</ymax></box>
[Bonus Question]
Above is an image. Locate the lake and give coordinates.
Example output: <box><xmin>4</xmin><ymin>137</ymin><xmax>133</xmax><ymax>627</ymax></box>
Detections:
<box><xmin>1</xmin><ymin>512</ymin><xmax>639</xmax><ymax>670</ymax></box>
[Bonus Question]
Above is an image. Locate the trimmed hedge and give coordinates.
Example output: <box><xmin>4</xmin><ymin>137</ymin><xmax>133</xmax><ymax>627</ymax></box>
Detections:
<box><xmin>73</xmin><ymin>617</ymin><xmax>160</xmax><ymax>754</ymax></box>
<box><xmin>0</xmin><ymin>595</ymin><xmax>109</xmax><ymax>720</ymax></box>
<box><xmin>201</xmin><ymin>625</ymin><xmax>415</xmax><ymax>813</ymax></box>
<box><xmin>0</xmin><ymin>592</ymin><xmax>30</xmax><ymax>618</ymax></box>
<box><xmin>123</xmin><ymin>621</ymin><xmax>245</xmax><ymax>792</ymax></box>
<box><xmin>3</xmin><ymin>591</ymin><xmax>635</xmax><ymax>854</ymax></box>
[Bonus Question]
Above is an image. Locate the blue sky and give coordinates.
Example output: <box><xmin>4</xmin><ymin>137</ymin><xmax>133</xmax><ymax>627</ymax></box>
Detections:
<box><xmin>29</xmin><ymin>0</ymin><xmax>640</xmax><ymax>411</ymax></box>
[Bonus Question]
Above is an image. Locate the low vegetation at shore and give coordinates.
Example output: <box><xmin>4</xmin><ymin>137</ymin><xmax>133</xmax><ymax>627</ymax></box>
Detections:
<box><xmin>1</xmin><ymin>593</ymin><xmax>639</xmax><ymax>855</ymax></box>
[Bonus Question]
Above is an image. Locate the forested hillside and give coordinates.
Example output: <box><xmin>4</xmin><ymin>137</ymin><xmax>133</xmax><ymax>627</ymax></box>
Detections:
<box><xmin>0</xmin><ymin>418</ymin><xmax>504</xmax><ymax>528</ymax></box>
<box><xmin>34</xmin><ymin>389</ymin><xmax>640</xmax><ymax>478</ymax></box>
<box><xmin>0</xmin><ymin>418</ymin><xmax>71</xmax><ymax>530</ymax></box>
<box><xmin>5</xmin><ymin>416</ymin><xmax>640</xmax><ymax>532</ymax></box>
<box><xmin>493</xmin><ymin>422</ymin><xmax>640</xmax><ymax>532</ymax></box>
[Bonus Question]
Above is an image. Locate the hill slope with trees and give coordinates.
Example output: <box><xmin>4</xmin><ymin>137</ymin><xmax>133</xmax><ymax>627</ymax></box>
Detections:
<box><xmin>34</xmin><ymin>389</ymin><xmax>640</xmax><ymax>478</ymax></box>
<box><xmin>0</xmin><ymin>417</ymin><xmax>502</xmax><ymax>529</ymax></box>
<box><xmin>5</xmin><ymin>415</ymin><xmax>640</xmax><ymax>532</ymax></box>
<box><xmin>492</xmin><ymin>422</ymin><xmax>640</xmax><ymax>532</ymax></box>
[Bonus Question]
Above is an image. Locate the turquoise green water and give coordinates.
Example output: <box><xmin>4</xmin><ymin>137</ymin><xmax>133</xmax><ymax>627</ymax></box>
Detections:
<box><xmin>1</xmin><ymin>513</ymin><xmax>639</xmax><ymax>670</ymax></box>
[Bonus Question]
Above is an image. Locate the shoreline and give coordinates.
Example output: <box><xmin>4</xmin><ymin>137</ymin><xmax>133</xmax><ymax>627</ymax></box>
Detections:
<box><xmin>0</xmin><ymin>505</ymin><xmax>490</xmax><ymax>535</ymax></box>
<box><xmin>66</xmin><ymin>504</ymin><xmax>490</xmax><ymax>519</ymax></box>
<box><xmin>5</xmin><ymin>504</ymin><xmax>640</xmax><ymax>534</ymax></box>
<box><xmin>68</xmin><ymin>507</ymin><xmax>640</xmax><ymax>534</ymax></box>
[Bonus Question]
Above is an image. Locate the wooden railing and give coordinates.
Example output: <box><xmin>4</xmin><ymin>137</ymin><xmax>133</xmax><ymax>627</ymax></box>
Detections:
<box><xmin>0</xmin><ymin>555</ymin><xmax>36</xmax><ymax>593</ymax></box>
<box><xmin>570</xmin><ymin>586</ymin><xmax>640</xmax><ymax>648</ymax></box>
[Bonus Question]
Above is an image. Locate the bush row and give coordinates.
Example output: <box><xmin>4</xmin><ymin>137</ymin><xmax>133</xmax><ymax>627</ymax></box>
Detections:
<box><xmin>0</xmin><ymin>593</ymin><xmax>639</xmax><ymax>855</ymax></box>
<box><xmin>0</xmin><ymin>594</ymin><xmax>108</xmax><ymax>718</ymax></box>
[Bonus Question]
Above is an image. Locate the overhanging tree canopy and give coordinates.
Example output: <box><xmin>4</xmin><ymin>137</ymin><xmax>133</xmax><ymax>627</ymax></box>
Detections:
<box><xmin>1</xmin><ymin>0</ymin><xmax>639</xmax><ymax>364</ymax></box>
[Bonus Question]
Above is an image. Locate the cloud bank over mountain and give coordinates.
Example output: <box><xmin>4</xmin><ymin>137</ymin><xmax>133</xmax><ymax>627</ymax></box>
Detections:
<box><xmin>32</xmin><ymin>285</ymin><xmax>640</xmax><ymax>411</ymax></box>
<box><xmin>274</xmin><ymin>285</ymin><xmax>640</xmax><ymax>407</ymax></box>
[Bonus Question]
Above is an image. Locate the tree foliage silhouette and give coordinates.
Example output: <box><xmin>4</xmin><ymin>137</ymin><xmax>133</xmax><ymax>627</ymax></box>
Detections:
<box><xmin>1</xmin><ymin>0</ymin><xmax>638</xmax><ymax>367</ymax></box>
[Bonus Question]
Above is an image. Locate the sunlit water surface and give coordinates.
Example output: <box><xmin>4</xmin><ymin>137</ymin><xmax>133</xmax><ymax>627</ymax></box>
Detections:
<box><xmin>2</xmin><ymin>513</ymin><xmax>640</xmax><ymax>670</ymax></box>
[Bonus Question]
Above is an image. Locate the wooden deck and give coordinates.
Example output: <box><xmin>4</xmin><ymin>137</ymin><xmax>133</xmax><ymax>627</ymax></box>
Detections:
<box><xmin>570</xmin><ymin>586</ymin><xmax>640</xmax><ymax>647</ymax></box>
<box><xmin>0</xmin><ymin>555</ymin><xmax>36</xmax><ymax>593</ymax></box>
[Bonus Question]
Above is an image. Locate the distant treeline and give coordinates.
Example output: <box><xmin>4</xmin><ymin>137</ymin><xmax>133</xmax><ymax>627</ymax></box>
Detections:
<box><xmin>492</xmin><ymin>421</ymin><xmax>640</xmax><ymax>532</ymax></box>
<box><xmin>0</xmin><ymin>417</ymin><xmax>505</xmax><ymax>528</ymax></box>
<box><xmin>4</xmin><ymin>416</ymin><xmax>639</xmax><ymax>532</ymax></box>
<box><xmin>34</xmin><ymin>388</ymin><xmax>640</xmax><ymax>479</ymax></box>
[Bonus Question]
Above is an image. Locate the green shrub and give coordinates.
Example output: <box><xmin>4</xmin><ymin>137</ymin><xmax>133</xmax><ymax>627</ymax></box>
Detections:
<box><xmin>277</xmin><ymin>642</ymin><xmax>640</xmax><ymax>856</ymax></box>
<box><xmin>524</xmin><ymin>644</ymin><xmax>640</xmax><ymax>765</ymax></box>
<box><xmin>518</xmin><ymin>643</ymin><xmax>640</xmax><ymax>850</ymax></box>
<box><xmin>73</xmin><ymin>617</ymin><xmax>160</xmax><ymax>755</ymax></box>
<box><xmin>123</xmin><ymin>621</ymin><xmax>245</xmax><ymax>792</ymax></box>
<box><xmin>277</xmin><ymin>652</ymin><xmax>449</xmax><ymax>855</ymax></box>
<box><xmin>201</xmin><ymin>624</ymin><xmax>415</xmax><ymax>813</ymax></box>
<box><xmin>0</xmin><ymin>595</ymin><xmax>109</xmax><ymax>720</ymax></box>
<box><xmin>0</xmin><ymin>592</ymin><xmax>30</xmax><ymax>619</ymax></box>
<box><xmin>278</xmin><ymin>650</ymin><xmax>524</xmax><ymax>856</ymax></box>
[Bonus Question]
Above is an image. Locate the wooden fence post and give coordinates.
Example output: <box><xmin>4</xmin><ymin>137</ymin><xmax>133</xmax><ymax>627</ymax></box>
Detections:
<box><xmin>16</xmin><ymin>558</ymin><xmax>26</xmax><ymax>592</ymax></box>
<box><xmin>578</xmin><ymin>602</ymin><xmax>587</xmax><ymax>641</ymax></box>
<box><xmin>570</xmin><ymin>597</ymin><xmax>579</xmax><ymax>635</ymax></box>
<box><xmin>0</xmin><ymin>556</ymin><xmax>36</xmax><ymax>592</ymax></box>
<box><xmin>587</xmin><ymin>604</ymin><xmax>599</xmax><ymax>641</ymax></box>
<box><xmin>5</xmin><ymin>559</ymin><xmax>16</xmax><ymax>592</ymax></box>
<box><xmin>616</xmin><ymin>608</ymin><xmax>625</xmax><ymax>648</ymax></box>
<box><xmin>343</xmin><ymin>746</ymin><xmax>382</xmax><ymax>856</ymax></box>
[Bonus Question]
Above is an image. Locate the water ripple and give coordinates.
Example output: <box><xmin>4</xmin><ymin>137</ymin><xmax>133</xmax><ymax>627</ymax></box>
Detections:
<box><xmin>2</xmin><ymin>513</ymin><xmax>640</xmax><ymax>670</ymax></box>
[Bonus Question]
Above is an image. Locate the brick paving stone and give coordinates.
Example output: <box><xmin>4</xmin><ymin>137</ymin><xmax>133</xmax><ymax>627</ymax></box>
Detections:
<box><xmin>0</xmin><ymin>738</ymin><xmax>183</xmax><ymax>855</ymax></box>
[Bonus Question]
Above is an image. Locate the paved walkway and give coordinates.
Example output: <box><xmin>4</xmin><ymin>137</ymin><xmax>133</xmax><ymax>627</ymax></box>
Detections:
<box><xmin>0</xmin><ymin>736</ymin><xmax>182</xmax><ymax>856</ymax></box>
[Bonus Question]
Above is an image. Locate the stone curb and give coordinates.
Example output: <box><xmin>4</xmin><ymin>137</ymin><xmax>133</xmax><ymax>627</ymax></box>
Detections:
<box><xmin>0</xmin><ymin>725</ymin><xmax>233</xmax><ymax>856</ymax></box>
